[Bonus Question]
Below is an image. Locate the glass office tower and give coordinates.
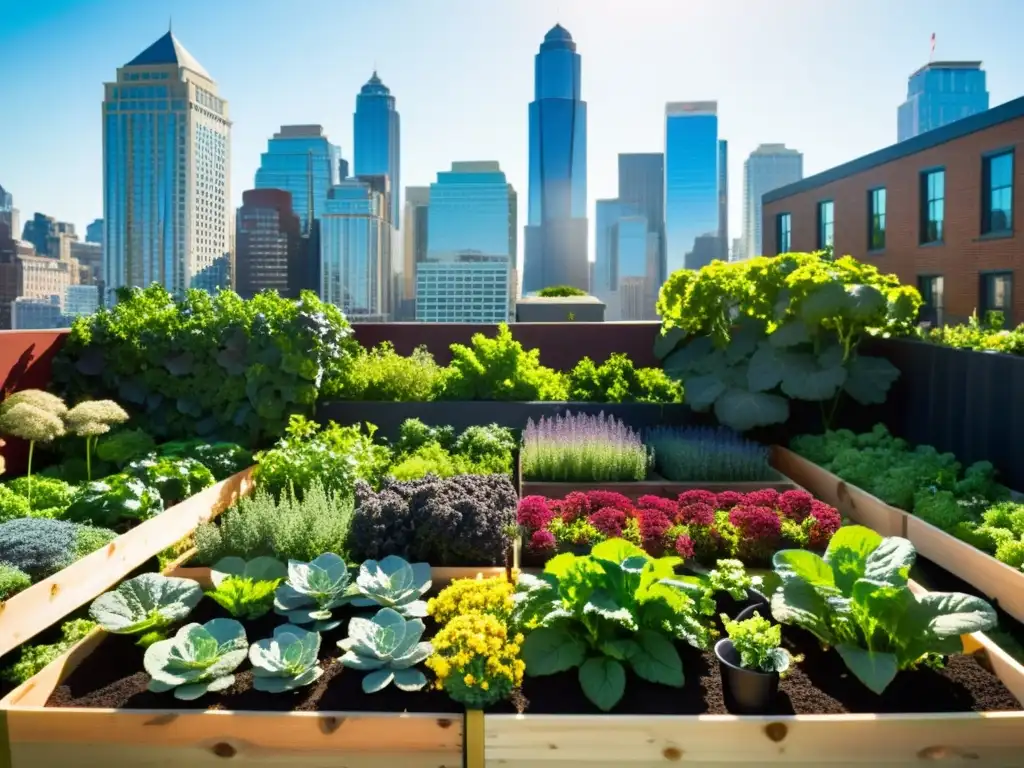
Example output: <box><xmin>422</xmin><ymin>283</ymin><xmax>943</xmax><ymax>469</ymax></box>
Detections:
<box><xmin>618</xmin><ymin>153</ymin><xmax>664</xmax><ymax>283</ymax></box>
<box><xmin>523</xmin><ymin>24</ymin><xmax>588</xmax><ymax>293</ymax></box>
<box><xmin>897</xmin><ymin>62</ymin><xmax>988</xmax><ymax>142</ymax></box>
<box><xmin>254</xmin><ymin>125</ymin><xmax>340</xmax><ymax>235</ymax></box>
<box><xmin>742</xmin><ymin>144</ymin><xmax>803</xmax><ymax>259</ymax></box>
<box><xmin>354</xmin><ymin>72</ymin><xmax>400</xmax><ymax>228</ymax></box>
<box><xmin>664</xmin><ymin>102</ymin><xmax>719</xmax><ymax>274</ymax></box>
<box><xmin>102</xmin><ymin>31</ymin><xmax>231</xmax><ymax>300</ymax></box>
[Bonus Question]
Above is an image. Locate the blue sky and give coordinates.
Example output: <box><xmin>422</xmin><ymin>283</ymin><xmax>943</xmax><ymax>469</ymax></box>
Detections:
<box><xmin>2</xmin><ymin>0</ymin><xmax>1023</xmax><ymax>262</ymax></box>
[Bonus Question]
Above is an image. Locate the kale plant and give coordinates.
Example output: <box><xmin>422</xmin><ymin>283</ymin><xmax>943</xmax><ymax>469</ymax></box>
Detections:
<box><xmin>337</xmin><ymin>607</ymin><xmax>433</xmax><ymax>693</ymax></box>
<box><xmin>647</xmin><ymin>426</ymin><xmax>774</xmax><ymax>482</ymax></box>
<box><xmin>0</xmin><ymin>518</ymin><xmax>116</xmax><ymax>580</ymax></box>
<box><xmin>274</xmin><ymin>553</ymin><xmax>353</xmax><ymax>631</ymax></box>
<box><xmin>63</xmin><ymin>473</ymin><xmax>164</xmax><ymax>529</ymax></box>
<box><xmin>158</xmin><ymin>440</ymin><xmax>253</xmax><ymax>480</ymax></box>
<box><xmin>771</xmin><ymin>526</ymin><xmax>997</xmax><ymax>693</ymax></box>
<box><xmin>352</xmin><ymin>555</ymin><xmax>432</xmax><ymax>617</ymax></box>
<box><xmin>144</xmin><ymin>618</ymin><xmax>248</xmax><ymax>700</ymax></box>
<box><xmin>249</xmin><ymin>624</ymin><xmax>323</xmax><ymax>692</ymax></box>
<box><xmin>125</xmin><ymin>455</ymin><xmax>215</xmax><ymax>505</ymax></box>
<box><xmin>206</xmin><ymin>556</ymin><xmax>286</xmax><ymax>620</ymax></box>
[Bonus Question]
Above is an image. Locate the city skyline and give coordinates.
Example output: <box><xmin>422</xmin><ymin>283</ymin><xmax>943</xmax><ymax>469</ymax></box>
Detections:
<box><xmin>3</xmin><ymin>0</ymin><xmax>1023</xmax><ymax>271</ymax></box>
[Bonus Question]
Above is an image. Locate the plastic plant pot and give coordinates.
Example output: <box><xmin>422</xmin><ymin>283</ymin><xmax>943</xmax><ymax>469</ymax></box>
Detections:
<box><xmin>716</xmin><ymin>587</ymin><xmax>770</xmax><ymax>620</ymax></box>
<box><xmin>735</xmin><ymin>602</ymin><xmax>776</xmax><ymax>624</ymax></box>
<box><xmin>714</xmin><ymin>638</ymin><xmax>780</xmax><ymax>715</ymax></box>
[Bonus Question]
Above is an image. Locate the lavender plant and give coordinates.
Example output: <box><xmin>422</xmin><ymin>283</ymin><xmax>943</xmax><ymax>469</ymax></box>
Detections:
<box><xmin>646</xmin><ymin>426</ymin><xmax>773</xmax><ymax>482</ymax></box>
<box><xmin>521</xmin><ymin>412</ymin><xmax>649</xmax><ymax>482</ymax></box>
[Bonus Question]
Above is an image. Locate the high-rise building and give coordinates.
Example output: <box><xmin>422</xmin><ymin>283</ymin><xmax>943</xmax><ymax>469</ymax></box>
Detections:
<box><xmin>102</xmin><ymin>30</ymin><xmax>231</xmax><ymax>300</ymax></box>
<box><xmin>897</xmin><ymin>61</ymin><xmax>988</xmax><ymax>142</ymax></box>
<box><xmin>86</xmin><ymin>219</ymin><xmax>103</xmax><ymax>245</ymax></box>
<box><xmin>65</xmin><ymin>284</ymin><xmax>100</xmax><ymax>319</ymax></box>
<box><xmin>523</xmin><ymin>24</ymin><xmax>588</xmax><ymax>293</ymax></box>
<box><xmin>354</xmin><ymin>72</ymin><xmax>400</xmax><ymax>229</ymax></box>
<box><xmin>618</xmin><ymin>153</ymin><xmax>664</xmax><ymax>282</ymax></box>
<box><xmin>0</xmin><ymin>184</ymin><xmax>18</xmax><ymax>243</ymax></box>
<box><xmin>0</xmin><ymin>185</ymin><xmax>11</xmax><ymax>216</ymax></box>
<box><xmin>320</xmin><ymin>179</ymin><xmax>392</xmax><ymax>321</ymax></box>
<box><xmin>664</xmin><ymin>102</ymin><xmax>720</xmax><ymax>274</ymax></box>
<box><xmin>741</xmin><ymin>144</ymin><xmax>804</xmax><ymax>260</ymax></box>
<box><xmin>731</xmin><ymin>237</ymin><xmax>744</xmax><ymax>262</ymax></box>
<box><xmin>70</xmin><ymin>241</ymin><xmax>102</xmax><ymax>285</ymax></box>
<box><xmin>254</xmin><ymin>125</ymin><xmax>341</xmax><ymax>236</ymax></box>
<box><xmin>235</xmin><ymin>188</ymin><xmax>304</xmax><ymax>299</ymax></box>
<box><xmin>718</xmin><ymin>140</ymin><xmax>729</xmax><ymax>263</ymax></box>
<box><xmin>12</xmin><ymin>296</ymin><xmax>65</xmax><ymax>330</ymax></box>
<box><xmin>0</xmin><ymin>229</ymin><xmax>35</xmax><ymax>329</ymax></box>
<box><xmin>401</xmin><ymin>187</ymin><xmax>430</xmax><ymax>312</ymax></box>
<box><xmin>22</xmin><ymin>213</ymin><xmax>76</xmax><ymax>260</ymax></box>
<box><xmin>417</xmin><ymin>162</ymin><xmax>516</xmax><ymax>323</ymax></box>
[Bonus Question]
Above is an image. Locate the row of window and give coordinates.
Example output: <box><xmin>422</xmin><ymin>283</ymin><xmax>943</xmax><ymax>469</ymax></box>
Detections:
<box><xmin>774</xmin><ymin>149</ymin><xmax>1015</xmax><ymax>252</ymax></box>
<box><xmin>917</xmin><ymin>272</ymin><xmax>1013</xmax><ymax>324</ymax></box>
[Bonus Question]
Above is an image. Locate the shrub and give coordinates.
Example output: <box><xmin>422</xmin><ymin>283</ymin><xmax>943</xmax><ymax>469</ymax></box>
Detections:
<box><xmin>349</xmin><ymin>474</ymin><xmax>518</xmax><ymax>566</ymax></box>
<box><xmin>647</xmin><ymin>426</ymin><xmax>773</xmax><ymax>482</ymax></box>
<box><xmin>62</xmin><ymin>474</ymin><xmax>164</xmax><ymax>529</ymax></box>
<box><xmin>567</xmin><ymin>354</ymin><xmax>682</xmax><ymax>404</ymax></box>
<box><xmin>325</xmin><ymin>342</ymin><xmax>443</xmax><ymax>401</ymax></box>
<box><xmin>426</xmin><ymin>611</ymin><xmax>524</xmax><ymax>709</ymax></box>
<box><xmin>95</xmin><ymin>428</ymin><xmax>158</xmax><ymax>467</ymax></box>
<box><xmin>923</xmin><ymin>312</ymin><xmax>1024</xmax><ymax>357</ymax></box>
<box><xmin>0</xmin><ymin>561</ymin><xmax>31</xmax><ymax>600</ymax></box>
<box><xmin>0</xmin><ymin>518</ymin><xmax>116</xmax><ymax>580</ymax></box>
<box><xmin>0</xmin><ymin>484</ymin><xmax>33</xmax><ymax>523</ymax></box>
<box><xmin>1</xmin><ymin>618</ymin><xmax>95</xmax><ymax>684</ymax></box>
<box><xmin>521</xmin><ymin>411</ymin><xmax>649</xmax><ymax>482</ymax></box>
<box><xmin>5</xmin><ymin>476</ymin><xmax>77</xmax><ymax>514</ymax></box>
<box><xmin>193</xmin><ymin>479</ymin><xmax>353</xmax><ymax>564</ymax></box>
<box><xmin>537</xmin><ymin>285</ymin><xmax>586</xmax><ymax>297</ymax></box>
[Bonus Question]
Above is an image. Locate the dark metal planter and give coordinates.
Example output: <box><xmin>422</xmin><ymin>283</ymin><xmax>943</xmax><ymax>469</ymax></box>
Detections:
<box><xmin>715</xmin><ymin>638</ymin><xmax>780</xmax><ymax>715</ymax></box>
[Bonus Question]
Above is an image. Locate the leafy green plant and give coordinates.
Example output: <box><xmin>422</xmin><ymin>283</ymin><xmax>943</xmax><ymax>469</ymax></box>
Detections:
<box><xmin>654</xmin><ymin>254</ymin><xmax>921</xmax><ymax>431</ymax></box>
<box><xmin>516</xmin><ymin>538</ymin><xmax>714</xmax><ymax>711</ymax></box>
<box><xmin>721</xmin><ymin>611</ymin><xmax>794</xmax><ymax>674</ymax></box>
<box><xmin>0</xmin><ymin>484</ymin><xmax>32</xmax><ymax>523</ymax></box>
<box><xmin>1</xmin><ymin>618</ymin><xmax>95</xmax><ymax>684</ymax></box>
<box><xmin>537</xmin><ymin>285</ymin><xmax>587</xmax><ymax>297</ymax></box>
<box><xmin>125</xmin><ymin>455</ymin><xmax>215</xmax><ymax>505</ymax></box>
<box><xmin>255</xmin><ymin>415</ymin><xmax>390</xmax><ymax>498</ymax></box>
<box><xmin>4</xmin><ymin>476</ymin><xmax>77</xmax><ymax>516</ymax></box>
<box><xmin>437</xmin><ymin>324</ymin><xmax>568</xmax><ymax>401</ymax></box>
<box><xmin>53</xmin><ymin>284</ymin><xmax>359</xmax><ymax>445</ymax></box>
<box><xmin>95</xmin><ymin>428</ymin><xmax>158</xmax><ymax>467</ymax></box>
<box><xmin>144</xmin><ymin>618</ymin><xmax>248</xmax><ymax>700</ymax></box>
<box><xmin>205</xmin><ymin>556</ymin><xmax>286</xmax><ymax>620</ymax></box>
<box><xmin>567</xmin><ymin>354</ymin><xmax>682</xmax><ymax>404</ymax></box>
<box><xmin>249</xmin><ymin>624</ymin><xmax>324</xmax><ymax>692</ymax></box>
<box><xmin>0</xmin><ymin>398</ymin><xmax>66</xmax><ymax>506</ymax></box>
<box><xmin>770</xmin><ymin>526</ymin><xmax>997</xmax><ymax>693</ymax></box>
<box><xmin>705</xmin><ymin>558</ymin><xmax>759</xmax><ymax>600</ymax></box>
<box><xmin>64</xmin><ymin>399</ymin><xmax>129</xmax><ymax>480</ymax></box>
<box><xmin>326</xmin><ymin>342</ymin><xmax>443</xmax><ymax>402</ymax></box>
<box><xmin>194</xmin><ymin>480</ymin><xmax>353</xmax><ymax>564</ymax></box>
<box><xmin>89</xmin><ymin>574</ymin><xmax>203</xmax><ymax>645</ymax></box>
<box><xmin>393</xmin><ymin>418</ymin><xmax>455</xmax><ymax>455</ymax></box>
<box><xmin>337</xmin><ymin>607</ymin><xmax>433</xmax><ymax>693</ymax></box>
<box><xmin>352</xmin><ymin>556</ymin><xmax>432</xmax><ymax>617</ymax></box>
<box><xmin>0</xmin><ymin>518</ymin><xmax>116</xmax><ymax>580</ymax></box>
<box><xmin>923</xmin><ymin>311</ymin><xmax>1024</xmax><ymax>357</ymax></box>
<box><xmin>274</xmin><ymin>553</ymin><xmax>353</xmax><ymax>631</ymax></box>
<box><xmin>386</xmin><ymin>420</ymin><xmax>516</xmax><ymax>481</ymax></box>
<box><xmin>63</xmin><ymin>473</ymin><xmax>164</xmax><ymax>529</ymax></box>
<box><xmin>0</xmin><ymin>561</ymin><xmax>31</xmax><ymax>600</ymax></box>
<box><xmin>158</xmin><ymin>440</ymin><xmax>252</xmax><ymax>481</ymax></box>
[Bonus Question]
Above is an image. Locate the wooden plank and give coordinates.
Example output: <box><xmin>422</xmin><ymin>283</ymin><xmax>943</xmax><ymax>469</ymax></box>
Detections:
<box><xmin>771</xmin><ymin>447</ymin><xmax>906</xmax><ymax>537</ymax></box>
<box><xmin>906</xmin><ymin>515</ymin><xmax>1024</xmax><ymax>625</ymax></box>
<box><xmin>0</xmin><ymin>466</ymin><xmax>256</xmax><ymax>658</ymax></box>
<box><xmin>466</xmin><ymin>709</ymin><xmax>485</xmax><ymax>768</ymax></box>
<box><xmin>521</xmin><ymin>477</ymin><xmax>797</xmax><ymax>501</ymax></box>
<box><xmin>483</xmin><ymin>712</ymin><xmax>1024</xmax><ymax>765</ymax></box>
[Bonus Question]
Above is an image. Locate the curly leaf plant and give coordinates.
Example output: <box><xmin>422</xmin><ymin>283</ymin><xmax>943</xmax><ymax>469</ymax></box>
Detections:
<box><xmin>653</xmin><ymin>253</ymin><xmax>922</xmax><ymax>431</ymax></box>
<box><xmin>0</xmin><ymin>392</ymin><xmax>68</xmax><ymax>507</ymax></box>
<box><xmin>64</xmin><ymin>400</ymin><xmax>129</xmax><ymax>481</ymax></box>
<box><xmin>144</xmin><ymin>618</ymin><xmax>248</xmax><ymax>700</ymax></box>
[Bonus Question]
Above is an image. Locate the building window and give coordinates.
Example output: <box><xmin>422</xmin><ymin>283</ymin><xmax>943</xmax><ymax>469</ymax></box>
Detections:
<box><xmin>817</xmin><ymin>200</ymin><xmax>834</xmax><ymax>249</ymax></box>
<box><xmin>916</xmin><ymin>275</ymin><xmax>944</xmax><ymax>327</ymax></box>
<box><xmin>919</xmin><ymin>169</ymin><xmax>944</xmax><ymax>244</ymax></box>
<box><xmin>979</xmin><ymin>272</ymin><xmax>1013</xmax><ymax>322</ymax></box>
<box><xmin>982</xmin><ymin>151</ymin><xmax>1014</xmax><ymax>234</ymax></box>
<box><xmin>868</xmin><ymin>188</ymin><xmax>886</xmax><ymax>251</ymax></box>
<box><xmin>776</xmin><ymin>213</ymin><xmax>792</xmax><ymax>254</ymax></box>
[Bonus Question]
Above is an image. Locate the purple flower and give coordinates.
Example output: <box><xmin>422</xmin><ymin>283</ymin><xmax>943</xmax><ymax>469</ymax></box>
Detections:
<box><xmin>715</xmin><ymin>491</ymin><xmax>744</xmax><ymax>509</ymax></box>
<box><xmin>586</xmin><ymin>490</ymin><xmax>633</xmax><ymax>512</ymax></box>
<box><xmin>529</xmin><ymin>529</ymin><xmax>557</xmax><ymax>552</ymax></box>
<box><xmin>678</xmin><ymin>502</ymin><xmax>715</xmax><ymax>527</ymax></box>
<box><xmin>588</xmin><ymin>507</ymin><xmax>627</xmax><ymax>537</ymax></box>
<box><xmin>677</xmin><ymin>489</ymin><xmax>718</xmax><ymax>508</ymax></box>
<box><xmin>743</xmin><ymin>489</ymin><xmax>780</xmax><ymax>509</ymax></box>
<box><xmin>522</xmin><ymin>412</ymin><xmax>649</xmax><ymax>483</ymax></box>
<box><xmin>808</xmin><ymin>501</ymin><xmax>842</xmax><ymax>549</ymax></box>
<box><xmin>674</xmin><ymin>533</ymin><xmax>695</xmax><ymax>559</ymax></box>
<box><xmin>518</xmin><ymin>496</ymin><xmax>555</xmax><ymax>531</ymax></box>
<box><xmin>777</xmin><ymin>490</ymin><xmax>815</xmax><ymax>521</ymax></box>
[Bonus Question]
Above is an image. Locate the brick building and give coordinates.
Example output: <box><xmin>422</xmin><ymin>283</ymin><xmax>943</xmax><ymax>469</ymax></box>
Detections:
<box><xmin>763</xmin><ymin>96</ymin><xmax>1023</xmax><ymax>326</ymax></box>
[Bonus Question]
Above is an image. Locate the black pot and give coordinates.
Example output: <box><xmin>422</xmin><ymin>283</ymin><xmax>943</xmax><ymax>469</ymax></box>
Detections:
<box><xmin>735</xmin><ymin>602</ymin><xmax>775</xmax><ymax>624</ymax></box>
<box><xmin>715</xmin><ymin>587</ymin><xmax>770</xmax><ymax>620</ymax></box>
<box><xmin>715</xmin><ymin>638</ymin><xmax>780</xmax><ymax>715</ymax></box>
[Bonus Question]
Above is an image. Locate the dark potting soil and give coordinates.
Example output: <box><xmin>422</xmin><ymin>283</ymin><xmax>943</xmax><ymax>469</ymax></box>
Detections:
<box><xmin>46</xmin><ymin>599</ymin><xmax>461</xmax><ymax>714</ymax></box>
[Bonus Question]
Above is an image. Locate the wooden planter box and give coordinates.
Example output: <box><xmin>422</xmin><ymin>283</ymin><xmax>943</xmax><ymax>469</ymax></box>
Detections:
<box><xmin>0</xmin><ymin>566</ymin><xmax>505</xmax><ymax>768</ymax></box>
<box><xmin>771</xmin><ymin>447</ymin><xmax>907</xmax><ymax>537</ymax></box>
<box><xmin>0</xmin><ymin>467</ymin><xmax>256</xmax><ymax>659</ymax></box>
<box><xmin>482</xmin><ymin>630</ymin><xmax>1024</xmax><ymax>766</ymax></box>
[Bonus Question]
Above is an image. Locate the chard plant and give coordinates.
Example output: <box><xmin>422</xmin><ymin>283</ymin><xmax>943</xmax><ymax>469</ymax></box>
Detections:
<box><xmin>337</xmin><ymin>607</ymin><xmax>433</xmax><ymax>693</ymax></box>
<box><xmin>515</xmin><ymin>538</ymin><xmax>715</xmax><ymax>712</ymax></box>
<box><xmin>89</xmin><ymin>574</ymin><xmax>203</xmax><ymax>646</ymax></box>
<box><xmin>771</xmin><ymin>525</ymin><xmax>997</xmax><ymax>694</ymax></box>
<box><xmin>144</xmin><ymin>618</ymin><xmax>248</xmax><ymax>700</ymax></box>
<box><xmin>206</xmin><ymin>556</ymin><xmax>287</xmax><ymax>620</ymax></box>
<box><xmin>249</xmin><ymin>624</ymin><xmax>323</xmax><ymax>692</ymax></box>
<box><xmin>721</xmin><ymin>611</ymin><xmax>794</xmax><ymax>674</ymax></box>
<box><xmin>274</xmin><ymin>553</ymin><xmax>353</xmax><ymax>631</ymax></box>
<box><xmin>352</xmin><ymin>555</ymin><xmax>432</xmax><ymax>617</ymax></box>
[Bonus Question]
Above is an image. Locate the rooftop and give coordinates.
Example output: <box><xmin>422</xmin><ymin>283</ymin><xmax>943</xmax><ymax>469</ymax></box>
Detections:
<box><xmin>909</xmin><ymin>60</ymin><xmax>984</xmax><ymax>79</ymax></box>
<box><xmin>124</xmin><ymin>31</ymin><xmax>212</xmax><ymax>80</ymax></box>
<box><xmin>540</xmin><ymin>23</ymin><xmax>577</xmax><ymax>52</ymax></box>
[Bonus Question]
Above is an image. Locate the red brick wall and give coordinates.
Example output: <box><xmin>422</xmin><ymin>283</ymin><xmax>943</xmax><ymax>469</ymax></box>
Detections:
<box><xmin>763</xmin><ymin>117</ymin><xmax>1024</xmax><ymax>325</ymax></box>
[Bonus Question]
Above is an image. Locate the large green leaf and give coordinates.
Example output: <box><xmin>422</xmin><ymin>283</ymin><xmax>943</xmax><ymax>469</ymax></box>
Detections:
<box><xmin>627</xmin><ymin>629</ymin><xmax>684</xmax><ymax>687</ymax></box>
<box><xmin>863</xmin><ymin>537</ymin><xmax>915</xmax><ymax>586</ymax></box>
<box><xmin>780</xmin><ymin>351</ymin><xmax>848</xmax><ymax>401</ymax></box>
<box><xmin>770</xmin><ymin>579</ymin><xmax>833</xmax><ymax>643</ymax></box>
<box><xmin>836</xmin><ymin>643</ymin><xmax>899</xmax><ymax>694</ymax></box>
<box><xmin>843</xmin><ymin>355</ymin><xmax>900</xmax><ymax>405</ymax></box>
<box><xmin>682</xmin><ymin>374</ymin><xmax>727</xmax><ymax>410</ymax></box>
<box><xmin>662</xmin><ymin>337</ymin><xmax>715</xmax><ymax>378</ymax></box>
<box><xmin>725</xmin><ymin>318</ymin><xmax>764</xmax><ymax>363</ymax></box>
<box><xmin>773</xmin><ymin>550</ymin><xmax>835</xmax><ymax>588</ymax></box>
<box><xmin>799</xmin><ymin>281</ymin><xmax>851</xmax><ymax>326</ymax></box>
<box><xmin>653</xmin><ymin>327</ymin><xmax>687</xmax><ymax>360</ymax></box>
<box><xmin>846</xmin><ymin>285</ymin><xmax>887</xmax><ymax>323</ymax></box>
<box><xmin>579</xmin><ymin>657</ymin><xmax>627</xmax><ymax>712</ymax></box>
<box><xmin>713</xmin><ymin>388</ymin><xmax>789</xmax><ymax>431</ymax></box>
<box><xmin>851</xmin><ymin>578</ymin><xmax>910</xmax><ymax>638</ymax></box>
<box><xmin>521</xmin><ymin>626</ymin><xmax>587</xmax><ymax>676</ymax></box>
<box><xmin>768</xmin><ymin>320</ymin><xmax>811</xmax><ymax>348</ymax></box>
<box><xmin>825</xmin><ymin>526</ymin><xmax>883</xmax><ymax>595</ymax></box>
<box><xmin>747</xmin><ymin>344</ymin><xmax>785</xmax><ymax>392</ymax></box>
<box><xmin>583</xmin><ymin>591</ymin><xmax>637</xmax><ymax>630</ymax></box>
<box><xmin>898</xmin><ymin>592</ymin><xmax>998</xmax><ymax>641</ymax></box>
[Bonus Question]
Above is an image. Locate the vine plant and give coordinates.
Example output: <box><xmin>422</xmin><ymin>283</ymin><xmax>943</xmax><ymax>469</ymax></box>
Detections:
<box><xmin>653</xmin><ymin>252</ymin><xmax>922</xmax><ymax>432</ymax></box>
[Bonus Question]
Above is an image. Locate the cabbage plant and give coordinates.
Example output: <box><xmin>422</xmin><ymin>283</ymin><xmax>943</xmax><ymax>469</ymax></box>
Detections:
<box><xmin>771</xmin><ymin>525</ymin><xmax>997</xmax><ymax>694</ymax></box>
<box><xmin>249</xmin><ymin>624</ymin><xmax>323</xmax><ymax>692</ymax></box>
<box><xmin>274</xmin><ymin>553</ymin><xmax>353</xmax><ymax>631</ymax></box>
<box><xmin>206</xmin><ymin>556</ymin><xmax>286</xmax><ymax>620</ymax></box>
<box><xmin>352</xmin><ymin>555</ymin><xmax>431</xmax><ymax>617</ymax></box>
<box><xmin>337</xmin><ymin>607</ymin><xmax>432</xmax><ymax>693</ymax></box>
<box><xmin>89</xmin><ymin>574</ymin><xmax>202</xmax><ymax>644</ymax></box>
<box><xmin>144</xmin><ymin>618</ymin><xmax>248</xmax><ymax>700</ymax></box>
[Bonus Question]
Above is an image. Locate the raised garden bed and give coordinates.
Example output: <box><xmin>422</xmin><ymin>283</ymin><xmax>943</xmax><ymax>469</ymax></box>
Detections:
<box><xmin>0</xmin><ymin>467</ymin><xmax>255</xmax><ymax>658</ymax></box>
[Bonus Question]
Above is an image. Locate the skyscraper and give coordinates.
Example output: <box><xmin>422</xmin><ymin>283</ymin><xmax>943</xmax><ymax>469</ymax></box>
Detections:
<box><xmin>21</xmin><ymin>213</ymin><xmax>76</xmax><ymax>259</ymax></box>
<box><xmin>742</xmin><ymin>144</ymin><xmax>803</xmax><ymax>259</ymax></box>
<box><xmin>417</xmin><ymin>162</ymin><xmax>516</xmax><ymax>323</ymax></box>
<box><xmin>102</xmin><ymin>30</ymin><xmax>231</xmax><ymax>300</ymax></box>
<box><xmin>86</xmin><ymin>219</ymin><xmax>103</xmax><ymax>245</ymax></box>
<box><xmin>897</xmin><ymin>61</ymin><xmax>988</xmax><ymax>142</ymax></box>
<box><xmin>664</xmin><ymin>102</ymin><xmax>719</xmax><ymax>274</ymax></box>
<box><xmin>254</xmin><ymin>125</ymin><xmax>341</xmax><ymax>235</ymax></box>
<box><xmin>523</xmin><ymin>24</ymin><xmax>588</xmax><ymax>293</ymax></box>
<box><xmin>401</xmin><ymin>186</ymin><xmax>430</xmax><ymax>314</ymax></box>
<box><xmin>354</xmin><ymin>72</ymin><xmax>400</xmax><ymax>228</ymax></box>
<box><xmin>618</xmin><ymin>153</ymin><xmax>664</xmax><ymax>282</ymax></box>
<box><xmin>0</xmin><ymin>183</ymin><xmax>18</xmax><ymax>242</ymax></box>
<box><xmin>235</xmin><ymin>188</ymin><xmax>304</xmax><ymax>299</ymax></box>
<box><xmin>718</xmin><ymin>140</ymin><xmax>729</xmax><ymax>263</ymax></box>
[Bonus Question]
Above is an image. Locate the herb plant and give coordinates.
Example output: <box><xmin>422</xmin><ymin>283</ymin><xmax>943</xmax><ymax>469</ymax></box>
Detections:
<box><xmin>771</xmin><ymin>526</ymin><xmax>997</xmax><ymax>693</ymax></box>
<box><xmin>387</xmin><ymin>420</ymin><xmax>516</xmax><ymax>481</ymax></box>
<box><xmin>521</xmin><ymin>411</ymin><xmax>649</xmax><ymax>482</ymax></box>
<box><xmin>516</xmin><ymin>538</ymin><xmax>714</xmax><ymax>711</ymax></box>
<box><xmin>352</xmin><ymin>556</ymin><xmax>432</xmax><ymax>617</ymax></box>
<box><xmin>274</xmin><ymin>553</ymin><xmax>353</xmax><ymax>631</ymax></box>
<box><xmin>144</xmin><ymin>618</ymin><xmax>248</xmax><ymax>700</ymax></box>
<box><xmin>923</xmin><ymin>311</ymin><xmax>1024</xmax><ymax>356</ymax></box>
<box><xmin>249</xmin><ymin>624</ymin><xmax>324</xmax><ymax>692</ymax></box>
<box><xmin>646</xmin><ymin>426</ymin><xmax>774</xmax><ymax>482</ymax></box>
<box><xmin>326</xmin><ymin>342</ymin><xmax>444</xmax><ymax>402</ymax></box>
<box><xmin>90</xmin><ymin>574</ymin><xmax>203</xmax><ymax>644</ymax></box>
<box><xmin>206</xmin><ymin>556</ymin><xmax>286</xmax><ymax>620</ymax></box>
<box><xmin>1</xmin><ymin>619</ymin><xmax>95</xmax><ymax>684</ymax></box>
<box><xmin>720</xmin><ymin>611</ymin><xmax>794</xmax><ymax>674</ymax></box>
<box><xmin>337</xmin><ymin>607</ymin><xmax>433</xmax><ymax>693</ymax></box>
<box><xmin>706</xmin><ymin>558</ymin><xmax>758</xmax><ymax>600</ymax></box>
<box><xmin>62</xmin><ymin>473</ymin><xmax>164</xmax><ymax>529</ymax></box>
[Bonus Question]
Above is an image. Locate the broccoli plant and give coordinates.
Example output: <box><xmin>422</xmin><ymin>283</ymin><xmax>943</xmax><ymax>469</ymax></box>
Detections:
<box><xmin>64</xmin><ymin>400</ymin><xmax>129</xmax><ymax>481</ymax></box>
<box><xmin>0</xmin><ymin>394</ymin><xmax>67</xmax><ymax>506</ymax></box>
<box><xmin>144</xmin><ymin>618</ymin><xmax>248</xmax><ymax>700</ymax></box>
<box><xmin>249</xmin><ymin>624</ymin><xmax>323</xmax><ymax>692</ymax></box>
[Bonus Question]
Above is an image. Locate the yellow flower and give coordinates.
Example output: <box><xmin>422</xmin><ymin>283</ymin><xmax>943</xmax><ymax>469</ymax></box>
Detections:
<box><xmin>480</xmin><ymin>681</ymin><xmax>490</xmax><ymax>691</ymax></box>
<box><xmin>464</xmin><ymin>674</ymin><xmax>476</xmax><ymax>686</ymax></box>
